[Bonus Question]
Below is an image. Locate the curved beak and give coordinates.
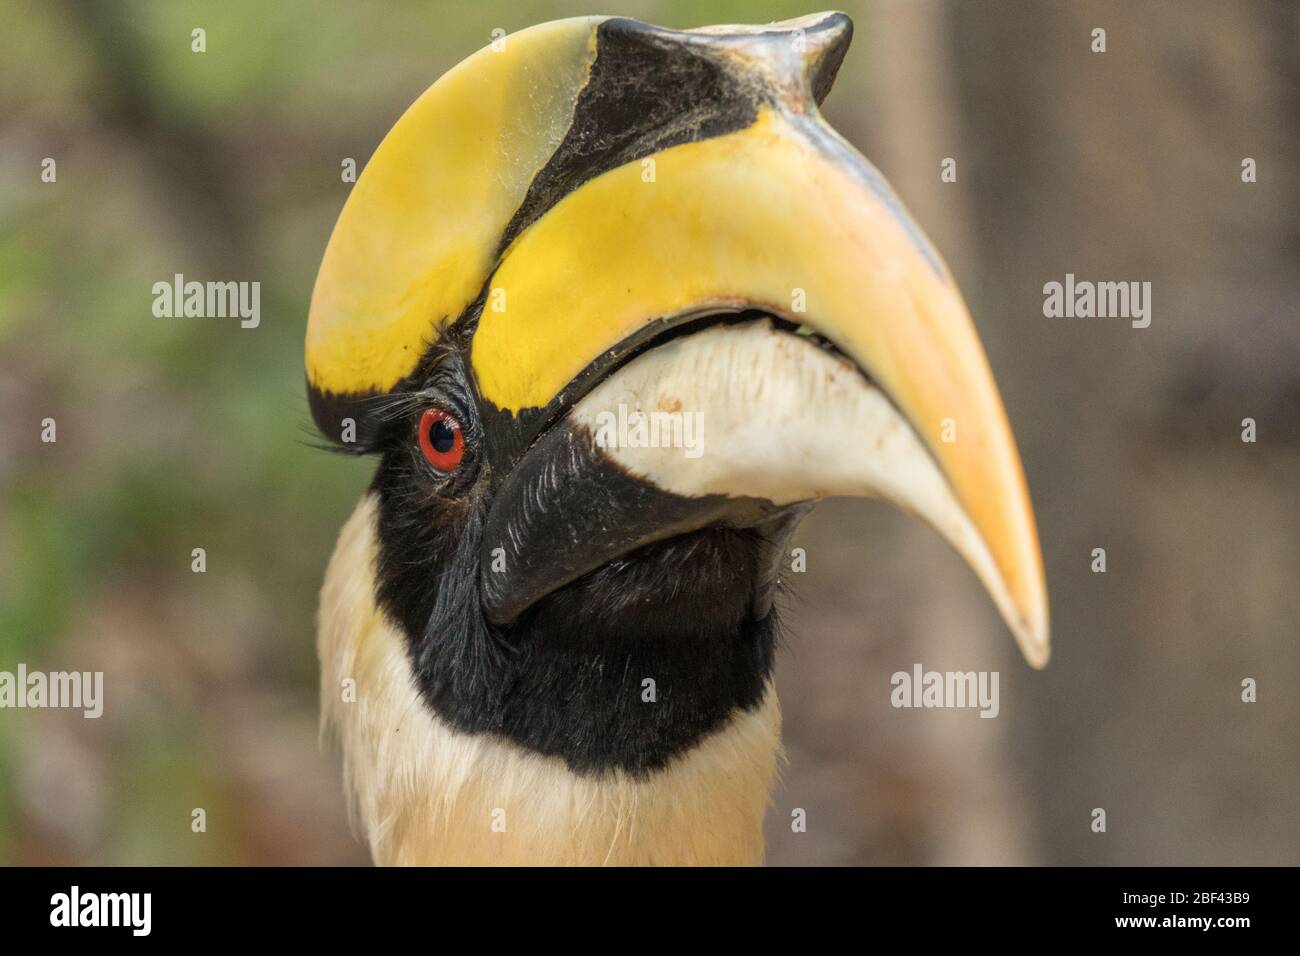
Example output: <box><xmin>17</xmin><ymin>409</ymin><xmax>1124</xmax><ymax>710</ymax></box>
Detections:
<box><xmin>471</xmin><ymin>106</ymin><xmax>1049</xmax><ymax>667</ymax></box>
<box><xmin>303</xmin><ymin>11</ymin><xmax>1048</xmax><ymax>665</ymax></box>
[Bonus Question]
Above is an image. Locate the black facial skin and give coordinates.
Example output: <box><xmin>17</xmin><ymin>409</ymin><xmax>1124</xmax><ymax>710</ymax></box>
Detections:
<box><xmin>366</xmin><ymin>345</ymin><xmax>779</xmax><ymax>777</ymax></box>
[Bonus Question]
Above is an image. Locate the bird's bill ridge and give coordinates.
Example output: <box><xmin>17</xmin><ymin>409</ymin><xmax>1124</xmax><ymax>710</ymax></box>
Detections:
<box><xmin>469</xmin><ymin>108</ymin><xmax>1050</xmax><ymax>666</ymax></box>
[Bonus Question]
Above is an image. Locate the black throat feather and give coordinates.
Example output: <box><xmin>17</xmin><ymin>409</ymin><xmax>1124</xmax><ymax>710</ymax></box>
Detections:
<box><xmin>367</xmin><ymin>358</ymin><xmax>779</xmax><ymax>776</ymax></box>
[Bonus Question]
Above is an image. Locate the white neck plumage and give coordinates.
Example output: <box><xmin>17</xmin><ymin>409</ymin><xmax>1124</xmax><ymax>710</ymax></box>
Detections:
<box><xmin>319</xmin><ymin>495</ymin><xmax>780</xmax><ymax>865</ymax></box>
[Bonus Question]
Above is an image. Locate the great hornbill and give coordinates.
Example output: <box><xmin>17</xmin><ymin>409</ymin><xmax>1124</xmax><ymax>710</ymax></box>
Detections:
<box><xmin>306</xmin><ymin>13</ymin><xmax>1048</xmax><ymax>865</ymax></box>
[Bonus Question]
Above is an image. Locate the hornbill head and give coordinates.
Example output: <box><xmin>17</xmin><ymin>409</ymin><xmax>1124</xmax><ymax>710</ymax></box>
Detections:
<box><xmin>307</xmin><ymin>13</ymin><xmax>1048</xmax><ymax>865</ymax></box>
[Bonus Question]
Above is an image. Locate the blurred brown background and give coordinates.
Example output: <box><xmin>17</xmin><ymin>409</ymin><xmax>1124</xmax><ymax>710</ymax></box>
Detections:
<box><xmin>1</xmin><ymin>0</ymin><xmax>1296</xmax><ymax>865</ymax></box>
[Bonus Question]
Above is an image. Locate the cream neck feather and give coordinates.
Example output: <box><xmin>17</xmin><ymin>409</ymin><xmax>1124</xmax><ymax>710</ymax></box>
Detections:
<box><xmin>319</xmin><ymin>495</ymin><xmax>781</xmax><ymax>865</ymax></box>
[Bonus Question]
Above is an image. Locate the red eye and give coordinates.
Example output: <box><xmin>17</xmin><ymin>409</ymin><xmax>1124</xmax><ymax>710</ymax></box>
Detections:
<box><xmin>418</xmin><ymin>408</ymin><xmax>465</xmax><ymax>472</ymax></box>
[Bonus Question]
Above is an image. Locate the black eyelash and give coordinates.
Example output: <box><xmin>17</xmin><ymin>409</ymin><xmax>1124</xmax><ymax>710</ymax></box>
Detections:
<box><xmin>367</xmin><ymin>389</ymin><xmax>441</xmax><ymax>424</ymax></box>
<box><xmin>367</xmin><ymin>349</ymin><xmax>469</xmax><ymax>423</ymax></box>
